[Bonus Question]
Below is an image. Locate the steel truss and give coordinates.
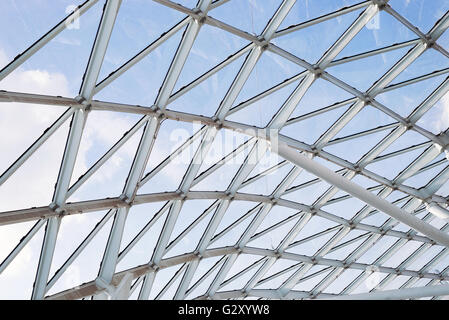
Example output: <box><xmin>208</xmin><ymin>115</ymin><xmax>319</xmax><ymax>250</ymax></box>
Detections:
<box><xmin>1</xmin><ymin>0</ymin><xmax>449</xmax><ymax>300</ymax></box>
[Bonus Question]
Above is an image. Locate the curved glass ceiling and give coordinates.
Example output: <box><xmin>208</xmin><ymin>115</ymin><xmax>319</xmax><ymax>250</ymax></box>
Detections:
<box><xmin>1</xmin><ymin>0</ymin><xmax>449</xmax><ymax>300</ymax></box>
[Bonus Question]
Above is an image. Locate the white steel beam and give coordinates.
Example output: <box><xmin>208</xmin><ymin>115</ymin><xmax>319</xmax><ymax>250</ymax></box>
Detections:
<box><xmin>131</xmin><ymin>0</ymin><xmax>213</xmax><ymax>300</ymax></box>
<box><xmin>32</xmin><ymin>109</ymin><xmax>88</xmax><ymax>300</ymax></box>
<box><xmin>3</xmin><ymin>0</ymin><xmax>449</xmax><ymax>301</ymax></box>
<box><xmin>173</xmin><ymin>0</ymin><xmax>297</xmax><ymax>299</ymax></box>
<box><xmin>43</xmin><ymin>245</ymin><xmax>449</xmax><ymax>300</ymax></box>
<box><xmin>207</xmin><ymin>3</ymin><xmax>391</xmax><ymax>297</ymax></box>
<box><xmin>95</xmin><ymin>116</ymin><xmax>160</xmax><ymax>298</ymax></box>
<box><xmin>271</xmin><ymin>12</ymin><xmax>449</xmax><ymax>295</ymax></box>
<box><xmin>277</xmin><ymin>141</ymin><xmax>449</xmax><ymax>247</ymax></box>
<box><xmin>32</xmin><ymin>0</ymin><xmax>121</xmax><ymax>300</ymax></box>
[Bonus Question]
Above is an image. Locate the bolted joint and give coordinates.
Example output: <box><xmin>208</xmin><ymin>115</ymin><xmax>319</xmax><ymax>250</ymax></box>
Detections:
<box><xmin>119</xmin><ymin>193</ymin><xmax>131</xmax><ymax>205</ymax></box>
<box><xmin>310</xmin><ymin>146</ymin><xmax>319</xmax><ymax>157</ymax></box>
<box><xmin>310</xmin><ymin>258</ymin><xmax>318</xmax><ymax>265</ymax></box>
<box><xmin>372</xmin><ymin>0</ymin><xmax>388</xmax><ymax>9</ymax></box>
<box><xmin>261</xmin><ymin>42</ymin><xmax>270</xmax><ymax>51</ymax></box>
<box><xmin>50</xmin><ymin>203</ymin><xmax>66</xmax><ymax>215</ymax></box>
<box><xmin>274</xmin><ymin>249</ymin><xmax>282</xmax><ymax>259</ymax></box>
<box><xmin>194</xmin><ymin>250</ymin><xmax>203</xmax><ymax>260</ymax></box>
<box><xmin>74</xmin><ymin>95</ymin><xmax>86</xmax><ymax>105</ymax></box>
<box><xmin>57</xmin><ymin>208</ymin><xmax>68</xmax><ymax>217</ymax></box>
<box><xmin>348</xmin><ymin>221</ymin><xmax>356</xmax><ymax>230</ymax></box>
<box><xmin>310</xmin><ymin>207</ymin><xmax>318</xmax><ymax>216</ymax></box>
<box><xmin>80</xmin><ymin>103</ymin><xmax>92</xmax><ymax>113</ymax></box>
<box><xmin>270</xmin><ymin>196</ymin><xmax>278</xmax><ymax>206</ymax></box>
<box><xmin>192</xmin><ymin>8</ymin><xmax>206</xmax><ymax>24</ymax></box>
<box><xmin>257</xmin><ymin>36</ymin><xmax>269</xmax><ymax>50</ymax></box>
<box><xmin>176</xmin><ymin>189</ymin><xmax>188</xmax><ymax>201</ymax></box>
<box><xmin>197</xmin><ymin>13</ymin><xmax>207</xmax><ymax>25</ymax></box>
<box><xmin>424</xmin><ymin>34</ymin><xmax>436</xmax><ymax>48</ymax></box>
<box><xmin>353</xmin><ymin>164</ymin><xmax>362</xmax><ymax>174</ymax></box>
<box><xmin>225</xmin><ymin>191</ymin><xmax>234</xmax><ymax>201</ymax></box>
<box><xmin>211</xmin><ymin>115</ymin><xmax>223</xmax><ymax>129</ymax></box>
<box><xmin>362</xmin><ymin>93</ymin><xmax>373</xmax><ymax>106</ymax></box>
<box><xmin>150</xmin><ymin>105</ymin><xmax>165</xmax><ymax>120</ymax></box>
<box><xmin>49</xmin><ymin>202</ymin><xmax>60</xmax><ymax>212</ymax></box>
<box><xmin>149</xmin><ymin>262</ymin><xmax>160</xmax><ymax>272</ymax></box>
<box><xmin>403</xmin><ymin>119</ymin><xmax>413</xmax><ymax>130</ymax></box>
<box><xmin>311</xmin><ymin>65</ymin><xmax>323</xmax><ymax>79</ymax></box>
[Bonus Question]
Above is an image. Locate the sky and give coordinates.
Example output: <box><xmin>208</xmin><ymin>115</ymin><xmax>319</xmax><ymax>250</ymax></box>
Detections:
<box><xmin>0</xmin><ymin>0</ymin><xmax>449</xmax><ymax>299</ymax></box>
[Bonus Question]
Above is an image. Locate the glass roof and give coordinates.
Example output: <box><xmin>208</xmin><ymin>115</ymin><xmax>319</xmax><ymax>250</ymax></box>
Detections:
<box><xmin>1</xmin><ymin>0</ymin><xmax>449</xmax><ymax>300</ymax></box>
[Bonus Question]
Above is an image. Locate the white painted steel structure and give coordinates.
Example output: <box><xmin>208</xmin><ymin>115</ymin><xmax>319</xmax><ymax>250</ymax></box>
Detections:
<box><xmin>1</xmin><ymin>0</ymin><xmax>449</xmax><ymax>300</ymax></box>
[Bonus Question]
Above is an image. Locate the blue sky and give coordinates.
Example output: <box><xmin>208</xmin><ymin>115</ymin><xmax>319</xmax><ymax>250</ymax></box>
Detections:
<box><xmin>1</xmin><ymin>0</ymin><xmax>449</xmax><ymax>299</ymax></box>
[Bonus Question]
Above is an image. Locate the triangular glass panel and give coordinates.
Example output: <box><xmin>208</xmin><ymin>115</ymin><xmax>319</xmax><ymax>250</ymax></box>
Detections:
<box><xmin>0</xmin><ymin>0</ymin><xmax>104</xmax><ymax>97</ymax></box>
<box><xmin>210</xmin><ymin>0</ymin><xmax>283</xmax><ymax>36</ymax></box>
<box><xmin>99</xmin><ymin>1</ymin><xmax>186</xmax><ymax>81</ymax></box>
<box><xmin>94</xmin><ymin>26</ymin><xmax>185</xmax><ymax>106</ymax></box>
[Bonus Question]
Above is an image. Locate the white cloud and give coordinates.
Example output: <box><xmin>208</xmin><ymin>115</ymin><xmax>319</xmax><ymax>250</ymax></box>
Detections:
<box><xmin>0</xmin><ymin>46</ymin><xmax>169</xmax><ymax>296</ymax></box>
<box><xmin>54</xmin><ymin>37</ymin><xmax>82</xmax><ymax>46</ymax></box>
<box><xmin>0</xmin><ymin>48</ymin><xmax>136</xmax><ymax>295</ymax></box>
<box><xmin>70</xmin><ymin>110</ymin><xmax>138</xmax><ymax>188</ymax></box>
<box><xmin>0</xmin><ymin>49</ymin><xmax>76</xmax><ymax>295</ymax></box>
<box><xmin>0</xmin><ymin>50</ymin><xmax>71</xmax><ymax>211</ymax></box>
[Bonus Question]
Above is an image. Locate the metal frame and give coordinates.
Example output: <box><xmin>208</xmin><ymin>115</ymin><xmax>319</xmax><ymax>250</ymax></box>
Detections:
<box><xmin>1</xmin><ymin>0</ymin><xmax>449</xmax><ymax>300</ymax></box>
